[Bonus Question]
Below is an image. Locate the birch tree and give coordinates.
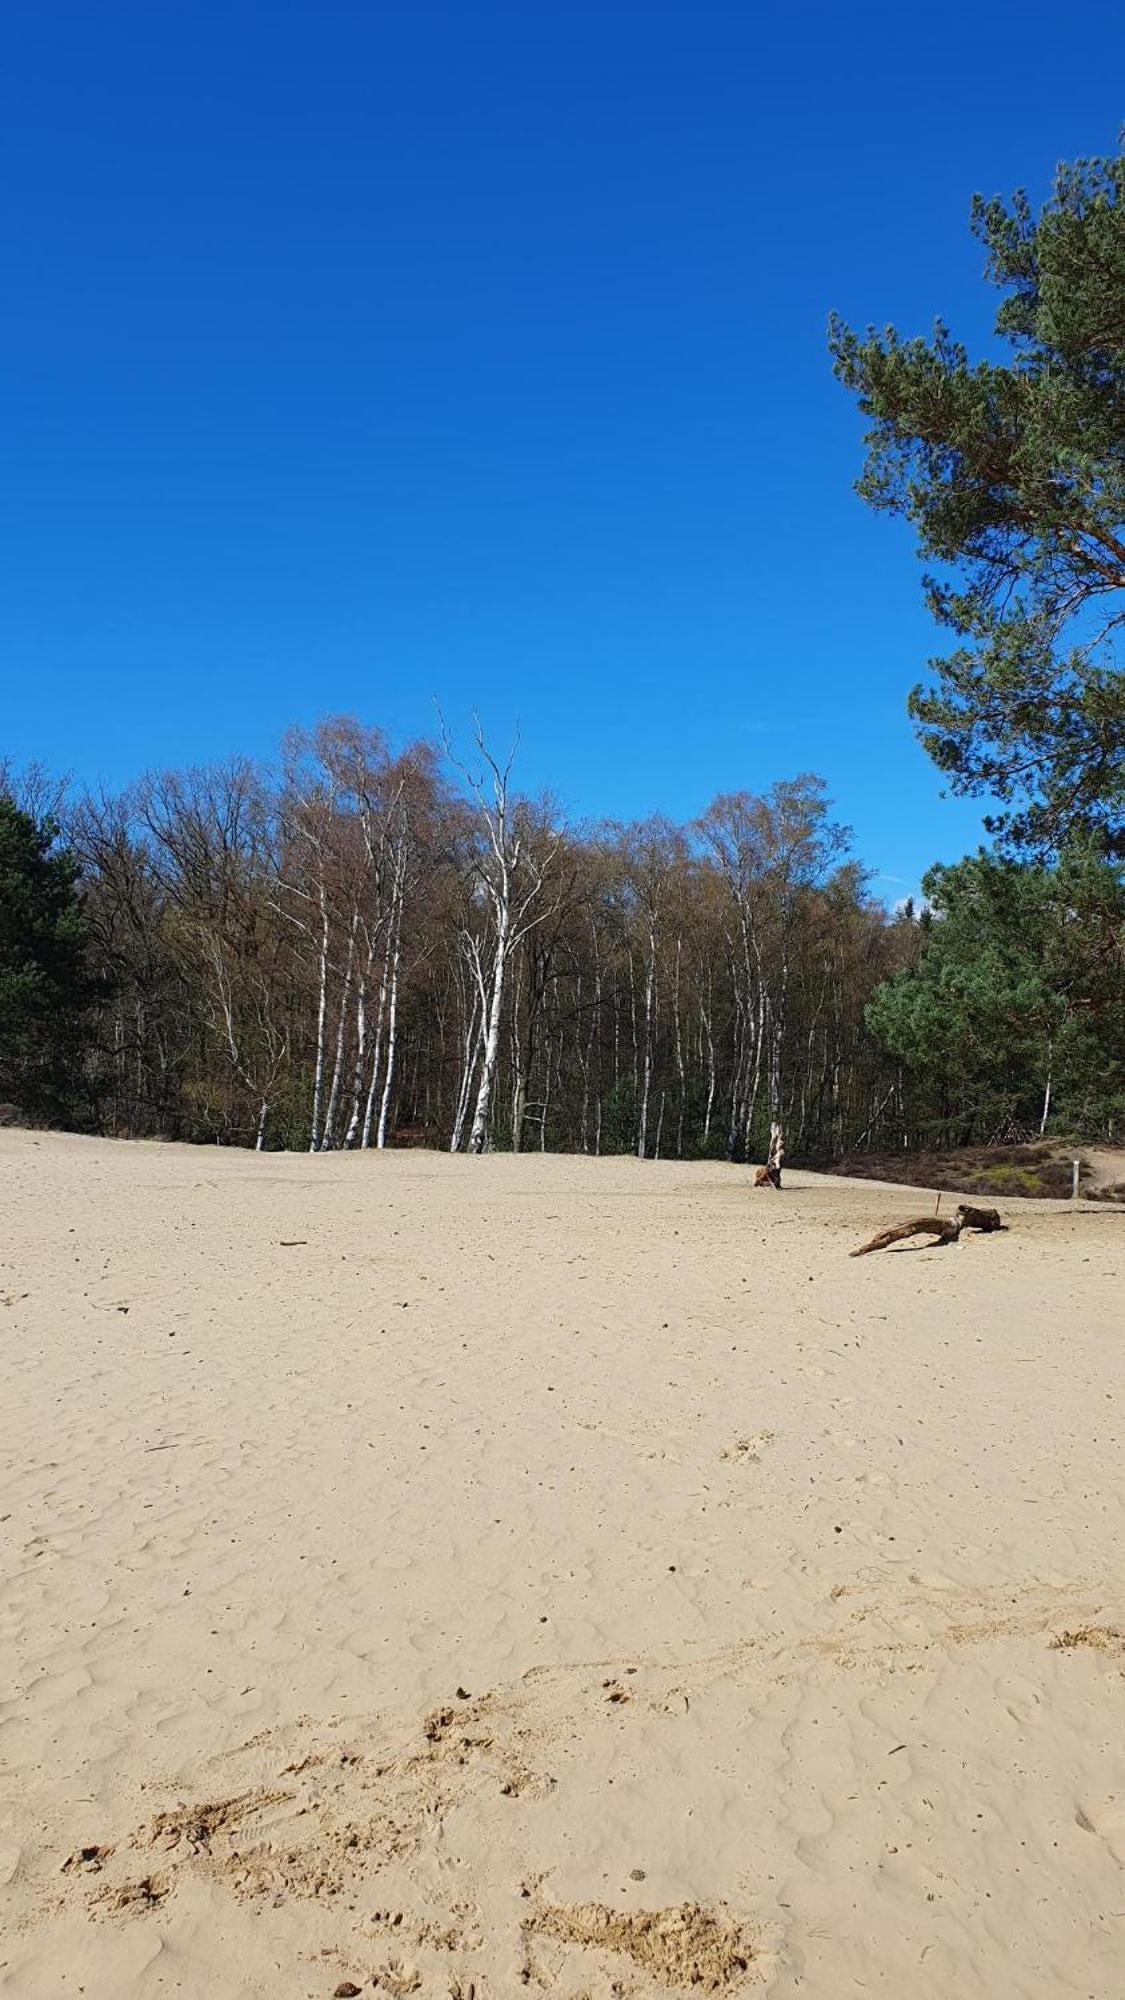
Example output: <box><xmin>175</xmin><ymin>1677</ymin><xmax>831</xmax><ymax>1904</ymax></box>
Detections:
<box><xmin>441</xmin><ymin>719</ymin><xmax>561</xmax><ymax>1153</ymax></box>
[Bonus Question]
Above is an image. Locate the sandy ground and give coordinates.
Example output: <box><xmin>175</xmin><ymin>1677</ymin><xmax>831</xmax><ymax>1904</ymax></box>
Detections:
<box><xmin>1</xmin><ymin>1132</ymin><xmax>1123</xmax><ymax>2000</ymax></box>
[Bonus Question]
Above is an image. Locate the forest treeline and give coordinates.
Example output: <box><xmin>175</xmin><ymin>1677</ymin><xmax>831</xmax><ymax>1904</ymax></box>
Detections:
<box><xmin>2</xmin><ymin>720</ymin><xmax>1123</xmax><ymax>1158</ymax></box>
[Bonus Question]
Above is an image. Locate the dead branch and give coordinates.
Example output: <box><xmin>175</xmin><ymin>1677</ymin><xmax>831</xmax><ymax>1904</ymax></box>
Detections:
<box><xmin>850</xmin><ymin>1215</ymin><xmax>963</xmax><ymax>1256</ymax></box>
<box><xmin>955</xmin><ymin>1203</ymin><xmax>1005</xmax><ymax>1232</ymax></box>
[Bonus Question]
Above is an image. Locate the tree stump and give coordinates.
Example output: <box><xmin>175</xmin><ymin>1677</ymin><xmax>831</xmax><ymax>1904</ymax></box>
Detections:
<box><xmin>753</xmin><ymin>1122</ymin><xmax>785</xmax><ymax>1190</ymax></box>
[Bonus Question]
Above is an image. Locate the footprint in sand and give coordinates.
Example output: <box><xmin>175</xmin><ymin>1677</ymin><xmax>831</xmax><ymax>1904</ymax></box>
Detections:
<box><xmin>1076</xmin><ymin>1799</ymin><xmax>1125</xmax><ymax>1865</ymax></box>
<box><xmin>996</xmin><ymin>1673</ymin><xmax>1046</xmax><ymax>1729</ymax></box>
<box><xmin>373</xmin><ymin>1957</ymin><xmax>422</xmax><ymax>1995</ymax></box>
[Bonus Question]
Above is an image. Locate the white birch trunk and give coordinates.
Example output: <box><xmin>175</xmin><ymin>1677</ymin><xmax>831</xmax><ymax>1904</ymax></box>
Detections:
<box><xmin>510</xmin><ymin>957</ymin><xmax>526</xmax><ymax>1152</ymax></box>
<box><xmin>450</xmin><ymin>1014</ymin><xmax>481</xmax><ymax>1151</ymax></box>
<box><xmin>309</xmin><ymin>884</ymin><xmax>330</xmax><ymax>1152</ymax></box>
<box><xmin>360</xmin><ymin>913</ymin><xmax>396</xmax><ymax>1148</ymax></box>
<box><xmin>468</xmin><ymin>914</ymin><xmax>509</xmax><ymax>1155</ymax></box>
<box><xmin>320</xmin><ymin>912</ymin><xmax>358</xmax><ymax>1150</ymax></box>
<box><xmin>343</xmin><ymin>939</ymin><xmax>378</xmax><ymax>1148</ymax></box>
<box><xmin>672</xmin><ymin>935</ymin><xmax>685</xmax><ymax>1158</ymax></box>
<box><xmin>376</xmin><ymin>925</ymin><xmax>401</xmax><ymax>1149</ymax></box>
<box><xmin>450</xmin><ymin>961</ymin><xmax>484</xmax><ymax>1152</ymax></box>
<box><xmin>701</xmin><ymin>989</ymin><xmax>716</xmax><ymax>1147</ymax></box>
<box><xmin>636</xmin><ymin>920</ymin><xmax>655</xmax><ymax>1159</ymax></box>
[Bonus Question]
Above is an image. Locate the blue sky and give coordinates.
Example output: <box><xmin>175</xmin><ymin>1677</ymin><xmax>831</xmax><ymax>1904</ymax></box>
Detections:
<box><xmin>2</xmin><ymin>2</ymin><xmax>1121</xmax><ymax>900</ymax></box>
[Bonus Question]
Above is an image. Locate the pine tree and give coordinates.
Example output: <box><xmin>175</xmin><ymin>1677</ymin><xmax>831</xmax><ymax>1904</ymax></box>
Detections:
<box><xmin>0</xmin><ymin>797</ymin><xmax>96</xmax><ymax>1122</ymax></box>
<box><xmin>831</xmin><ymin>147</ymin><xmax>1125</xmax><ymax>854</ymax></box>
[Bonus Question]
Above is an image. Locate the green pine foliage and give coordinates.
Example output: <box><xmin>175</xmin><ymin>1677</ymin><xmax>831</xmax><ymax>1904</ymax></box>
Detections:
<box><xmin>831</xmin><ymin>147</ymin><xmax>1125</xmax><ymax>855</ymax></box>
<box><xmin>867</xmin><ymin>848</ymin><xmax>1125</xmax><ymax>1142</ymax></box>
<box><xmin>0</xmin><ymin>797</ymin><xmax>96</xmax><ymax>1123</ymax></box>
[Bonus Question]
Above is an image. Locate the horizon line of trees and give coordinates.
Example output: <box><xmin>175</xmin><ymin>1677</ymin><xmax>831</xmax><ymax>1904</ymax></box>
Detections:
<box><xmin>2</xmin><ymin>717</ymin><xmax>1123</xmax><ymax>1160</ymax></box>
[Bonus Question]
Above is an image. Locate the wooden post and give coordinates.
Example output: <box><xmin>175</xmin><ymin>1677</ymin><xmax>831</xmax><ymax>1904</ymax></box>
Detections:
<box><xmin>1072</xmin><ymin>1158</ymin><xmax>1080</xmax><ymax>1200</ymax></box>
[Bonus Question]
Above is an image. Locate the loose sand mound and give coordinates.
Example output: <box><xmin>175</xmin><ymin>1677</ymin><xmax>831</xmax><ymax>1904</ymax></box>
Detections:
<box><xmin>1</xmin><ymin>1132</ymin><xmax>1122</xmax><ymax>1997</ymax></box>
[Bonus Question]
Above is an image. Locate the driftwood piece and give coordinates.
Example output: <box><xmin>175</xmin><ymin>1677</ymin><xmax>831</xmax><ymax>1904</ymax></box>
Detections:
<box><xmin>850</xmin><ymin>1202</ymin><xmax>1007</xmax><ymax>1256</ymax></box>
<box><xmin>850</xmin><ymin>1215</ymin><xmax>963</xmax><ymax>1257</ymax></box>
<box><xmin>955</xmin><ymin>1203</ymin><xmax>1004</xmax><ymax>1232</ymax></box>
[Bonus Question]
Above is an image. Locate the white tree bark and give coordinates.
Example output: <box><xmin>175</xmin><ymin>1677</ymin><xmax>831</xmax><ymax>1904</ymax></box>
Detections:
<box><xmin>469</xmin><ymin>911</ymin><xmax>510</xmax><ymax>1154</ymax></box>
<box><xmin>701</xmin><ymin>984</ymin><xmax>716</xmax><ymax>1147</ymax></box>
<box><xmin>343</xmin><ymin>960</ymin><xmax>371</xmax><ymax>1149</ymax></box>
<box><xmin>441</xmin><ymin>716</ymin><xmax>559</xmax><ymax>1156</ymax></box>
<box><xmin>376</xmin><ymin>879</ymin><xmax>403</xmax><ymax>1149</ymax></box>
<box><xmin>1039</xmin><ymin>1041</ymin><xmax>1053</xmax><ymax>1135</ymax></box>
<box><xmin>450</xmin><ymin>944</ymin><xmax>485</xmax><ymax>1152</ymax></box>
<box><xmin>320</xmin><ymin>911</ymin><xmax>358</xmax><ymax>1149</ymax></box>
<box><xmin>636</xmin><ymin>917</ymin><xmax>656</xmax><ymax>1159</ymax></box>
<box><xmin>360</xmin><ymin>921</ymin><xmax>394</xmax><ymax>1149</ymax></box>
<box><xmin>309</xmin><ymin>881</ymin><xmax>330</xmax><ymax>1151</ymax></box>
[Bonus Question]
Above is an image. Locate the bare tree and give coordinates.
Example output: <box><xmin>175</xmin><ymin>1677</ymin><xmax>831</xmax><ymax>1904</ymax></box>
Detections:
<box><xmin>134</xmin><ymin>760</ymin><xmax>292</xmax><ymax>1145</ymax></box>
<box><xmin>441</xmin><ymin>718</ymin><xmax>561</xmax><ymax>1153</ymax></box>
<box><xmin>39</xmin><ymin>720</ymin><xmax>934</xmax><ymax>1166</ymax></box>
<box><xmin>607</xmin><ymin>817</ymin><xmax>687</xmax><ymax>1158</ymax></box>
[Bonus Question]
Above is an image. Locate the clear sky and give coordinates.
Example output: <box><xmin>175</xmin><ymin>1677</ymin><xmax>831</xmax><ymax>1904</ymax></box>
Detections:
<box><xmin>2</xmin><ymin>2</ymin><xmax>1121</xmax><ymax>901</ymax></box>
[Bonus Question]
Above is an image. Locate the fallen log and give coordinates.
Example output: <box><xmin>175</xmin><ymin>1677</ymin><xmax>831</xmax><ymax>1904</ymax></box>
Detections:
<box><xmin>850</xmin><ymin>1215</ymin><xmax>963</xmax><ymax>1257</ymax></box>
<box><xmin>955</xmin><ymin>1203</ymin><xmax>1004</xmax><ymax>1232</ymax></box>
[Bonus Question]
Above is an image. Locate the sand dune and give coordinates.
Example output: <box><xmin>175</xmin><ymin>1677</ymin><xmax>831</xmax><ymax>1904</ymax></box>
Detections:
<box><xmin>1</xmin><ymin>1131</ymin><xmax>1123</xmax><ymax>1998</ymax></box>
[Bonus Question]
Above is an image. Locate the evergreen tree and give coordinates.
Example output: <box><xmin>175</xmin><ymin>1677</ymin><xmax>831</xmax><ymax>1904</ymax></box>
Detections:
<box><xmin>867</xmin><ymin>849</ymin><xmax>1125</xmax><ymax>1141</ymax></box>
<box><xmin>831</xmin><ymin>147</ymin><xmax>1125</xmax><ymax>854</ymax></box>
<box><xmin>0</xmin><ymin>797</ymin><xmax>96</xmax><ymax>1122</ymax></box>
